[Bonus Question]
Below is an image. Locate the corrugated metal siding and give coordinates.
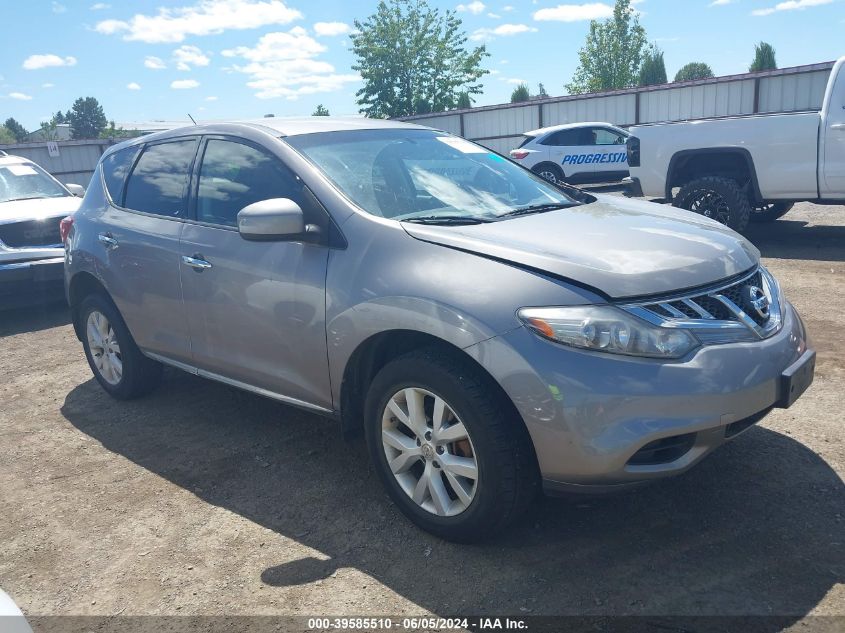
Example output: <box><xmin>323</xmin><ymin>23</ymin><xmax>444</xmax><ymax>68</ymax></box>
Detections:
<box><xmin>758</xmin><ymin>69</ymin><xmax>831</xmax><ymax>113</ymax></box>
<box><xmin>401</xmin><ymin>61</ymin><xmax>835</xmax><ymax>149</ymax></box>
<box><xmin>0</xmin><ymin>140</ymin><xmax>112</xmax><ymax>186</ymax></box>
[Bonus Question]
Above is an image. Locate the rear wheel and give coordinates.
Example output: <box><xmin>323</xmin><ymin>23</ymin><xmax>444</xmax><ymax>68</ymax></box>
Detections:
<box><xmin>532</xmin><ymin>162</ymin><xmax>564</xmax><ymax>185</ymax></box>
<box><xmin>750</xmin><ymin>201</ymin><xmax>793</xmax><ymax>223</ymax></box>
<box><xmin>673</xmin><ymin>176</ymin><xmax>751</xmax><ymax>233</ymax></box>
<box><xmin>80</xmin><ymin>294</ymin><xmax>162</xmax><ymax>399</ymax></box>
<box><xmin>364</xmin><ymin>349</ymin><xmax>538</xmax><ymax>542</ymax></box>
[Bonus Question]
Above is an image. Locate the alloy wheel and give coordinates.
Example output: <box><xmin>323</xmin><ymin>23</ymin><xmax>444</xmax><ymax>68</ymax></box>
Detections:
<box><xmin>381</xmin><ymin>387</ymin><xmax>479</xmax><ymax>517</ymax></box>
<box><xmin>686</xmin><ymin>189</ymin><xmax>732</xmax><ymax>225</ymax></box>
<box><xmin>538</xmin><ymin>170</ymin><xmax>558</xmax><ymax>184</ymax></box>
<box><xmin>86</xmin><ymin>310</ymin><xmax>123</xmax><ymax>385</ymax></box>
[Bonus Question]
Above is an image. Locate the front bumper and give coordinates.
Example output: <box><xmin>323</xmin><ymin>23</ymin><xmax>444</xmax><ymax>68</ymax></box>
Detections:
<box><xmin>466</xmin><ymin>301</ymin><xmax>812</xmax><ymax>491</ymax></box>
<box><xmin>0</xmin><ymin>257</ymin><xmax>66</xmax><ymax>309</ymax></box>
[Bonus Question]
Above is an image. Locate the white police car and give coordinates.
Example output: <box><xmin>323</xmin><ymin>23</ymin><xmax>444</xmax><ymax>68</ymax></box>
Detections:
<box><xmin>509</xmin><ymin>122</ymin><xmax>629</xmax><ymax>185</ymax></box>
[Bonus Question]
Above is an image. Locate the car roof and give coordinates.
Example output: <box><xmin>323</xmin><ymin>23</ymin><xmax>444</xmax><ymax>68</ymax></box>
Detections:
<box><xmin>105</xmin><ymin>117</ymin><xmax>434</xmax><ymax>156</ymax></box>
<box><xmin>0</xmin><ymin>153</ymin><xmax>33</xmax><ymax>166</ymax></box>
<box><xmin>523</xmin><ymin>121</ymin><xmax>627</xmax><ymax>137</ymax></box>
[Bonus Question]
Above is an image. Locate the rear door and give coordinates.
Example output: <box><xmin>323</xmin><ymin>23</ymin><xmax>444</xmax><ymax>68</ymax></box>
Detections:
<box><xmin>822</xmin><ymin>65</ymin><xmax>845</xmax><ymax>195</ymax></box>
<box><xmin>178</xmin><ymin>136</ymin><xmax>333</xmax><ymax>410</ymax></box>
<box><xmin>98</xmin><ymin>138</ymin><xmax>198</xmax><ymax>364</ymax></box>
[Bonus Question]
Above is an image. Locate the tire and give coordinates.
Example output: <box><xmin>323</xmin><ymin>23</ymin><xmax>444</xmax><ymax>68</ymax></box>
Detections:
<box><xmin>673</xmin><ymin>176</ymin><xmax>752</xmax><ymax>233</ymax></box>
<box><xmin>750</xmin><ymin>201</ymin><xmax>793</xmax><ymax>223</ymax></box>
<box><xmin>79</xmin><ymin>293</ymin><xmax>162</xmax><ymax>400</ymax></box>
<box><xmin>364</xmin><ymin>348</ymin><xmax>538</xmax><ymax>542</ymax></box>
<box><xmin>532</xmin><ymin>162</ymin><xmax>565</xmax><ymax>185</ymax></box>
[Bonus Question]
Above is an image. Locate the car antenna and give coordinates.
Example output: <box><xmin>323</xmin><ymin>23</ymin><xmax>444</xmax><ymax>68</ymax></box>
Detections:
<box><xmin>188</xmin><ymin>113</ymin><xmax>197</xmax><ymax>125</ymax></box>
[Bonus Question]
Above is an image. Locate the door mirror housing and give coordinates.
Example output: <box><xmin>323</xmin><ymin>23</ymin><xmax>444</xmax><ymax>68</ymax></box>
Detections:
<box><xmin>66</xmin><ymin>183</ymin><xmax>85</xmax><ymax>197</ymax></box>
<box><xmin>237</xmin><ymin>198</ymin><xmax>305</xmax><ymax>241</ymax></box>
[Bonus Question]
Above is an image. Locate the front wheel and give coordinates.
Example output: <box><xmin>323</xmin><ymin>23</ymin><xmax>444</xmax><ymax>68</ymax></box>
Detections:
<box><xmin>673</xmin><ymin>176</ymin><xmax>751</xmax><ymax>233</ymax></box>
<box><xmin>532</xmin><ymin>162</ymin><xmax>564</xmax><ymax>185</ymax></box>
<box><xmin>364</xmin><ymin>349</ymin><xmax>538</xmax><ymax>542</ymax></box>
<box><xmin>750</xmin><ymin>202</ymin><xmax>793</xmax><ymax>223</ymax></box>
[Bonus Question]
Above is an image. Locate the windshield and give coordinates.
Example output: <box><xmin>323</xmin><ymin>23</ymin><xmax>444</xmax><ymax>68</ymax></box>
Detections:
<box><xmin>0</xmin><ymin>162</ymin><xmax>69</xmax><ymax>203</ymax></box>
<box><xmin>285</xmin><ymin>129</ymin><xmax>578</xmax><ymax>223</ymax></box>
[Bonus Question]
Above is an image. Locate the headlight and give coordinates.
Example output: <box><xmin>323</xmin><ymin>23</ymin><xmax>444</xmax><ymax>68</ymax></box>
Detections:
<box><xmin>518</xmin><ymin>306</ymin><xmax>699</xmax><ymax>359</ymax></box>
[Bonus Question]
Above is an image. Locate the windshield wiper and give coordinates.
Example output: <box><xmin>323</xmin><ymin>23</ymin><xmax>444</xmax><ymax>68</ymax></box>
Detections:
<box><xmin>499</xmin><ymin>203</ymin><xmax>573</xmax><ymax>218</ymax></box>
<box><xmin>401</xmin><ymin>215</ymin><xmax>493</xmax><ymax>225</ymax></box>
<box><xmin>5</xmin><ymin>196</ymin><xmax>45</xmax><ymax>202</ymax></box>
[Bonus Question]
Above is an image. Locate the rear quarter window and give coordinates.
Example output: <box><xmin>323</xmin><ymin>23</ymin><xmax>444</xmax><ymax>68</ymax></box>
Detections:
<box><xmin>101</xmin><ymin>146</ymin><xmax>140</xmax><ymax>205</ymax></box>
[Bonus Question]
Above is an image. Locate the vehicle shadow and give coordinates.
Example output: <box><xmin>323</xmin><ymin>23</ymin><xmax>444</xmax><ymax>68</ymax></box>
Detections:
<box><xmin>746</xmin><ymin>219</ymin><xmax>845</xmax><ymax>262</ymax></box>
<box><xmin>0</xmin><ymin>301</ymin><xmax>71</xmax><ymax>338</ymax></box>
<box><xmin>61</xmin><ymin>371</ymin><xmax>843</xmax><ymax>622</ymax></box>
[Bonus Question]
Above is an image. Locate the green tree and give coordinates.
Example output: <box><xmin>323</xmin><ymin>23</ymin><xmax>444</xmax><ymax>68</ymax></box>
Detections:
<box><xmin>68</xmin><ymin>96</ymin><xmax>108</xmax><ymax>139</ymax></box>
<box><xmin>351</xmin><ymin>0</ymin><xmax>489</xmax><ymax>117</ymax></box>
<box><xmin>566</xmin><ymin>0</ymin><xmax>647</xmax><ymax>94</ymax></box>
<box><xmin>456</xmin><ymin>91</ymin><xmax>472</xmax><ymax>109</ymax></box>
<box><xmin>38</xmin><ymin>120</ymin><xmax>61</xmax><ymax>141</ymax></box>
<box><xmin>538</xmin><ymin>82</ymin><xmax>548</xmax><ymax>98</ymax></box>
<box><xmin>0</xmin><ymin>126</ymin><xmax>16</xmax><ymax>144</ymax></box>
<box><xmin>638</xmin><ymin>45</ymin><xmax>667</xmax><ymax>86</ymax></box>
<box><xmin>674</xmin><ymin>62</ymin><xmax>714</xmax><ymax>82</ymax></box>
<box><xmin>510</xmin><ymin>83</ymin><xmax>530</xmax><ymax>103</ymax></box>
<box><xmin>99</xmin><ymin>120</ymin><xmax>135</xmax><ymax>139</ymax></box>
<box><xmin>312</xmin><ymin>104</ymin><xmax>330</xmax><ymax>116</ymax></box>
<box><xmin>750</xmin><ymin>41</ymin><xmax>777</xmax><ymax>72</ymax></box>
<box><xmin>3</xmin><ymin>118</ymin><xmax>28</xmax><ymax>142</ymax></box>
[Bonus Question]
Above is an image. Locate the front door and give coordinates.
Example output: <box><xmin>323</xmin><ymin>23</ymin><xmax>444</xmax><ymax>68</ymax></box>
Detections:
<box><xmin>178</xmin><ymin>137</ymin><xmax>333</xmax><ymax>410</ymax></box>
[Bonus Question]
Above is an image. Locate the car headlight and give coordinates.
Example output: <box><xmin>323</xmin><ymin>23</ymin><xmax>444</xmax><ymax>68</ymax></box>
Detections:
<box><xmin>518</xmin><ymin>306</ymin><xmax>699</xmax><ymax>359</ymax></box>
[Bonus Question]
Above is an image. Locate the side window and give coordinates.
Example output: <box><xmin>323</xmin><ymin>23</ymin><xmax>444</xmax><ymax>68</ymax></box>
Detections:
<box><xmin>124</xmin><ymin>139</ymin><xmax>198</xmax><ymax>217</ymax></box>
<box><xmin>541</xmin><ymin>129</ymin><xmax>582</xmax><ymax>146</ymax></box>
<box><xmin>196</xmin><ymin>139</ymin><xmax>303</xmax><ymax>227</ymax></box>
<box><xmin>102</xmin><ymin>146</ymin><xmax>140</xmax><ymax>205</ymax></box>
<box><xmin>591</xmin><ymin>128</ymin><xmax>627</xmax><ymax>146</ymax></box>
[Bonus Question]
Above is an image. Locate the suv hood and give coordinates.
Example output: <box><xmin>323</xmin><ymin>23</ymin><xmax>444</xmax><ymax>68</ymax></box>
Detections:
<box><xmin>0</xmin><ymin>196</ymin><xmax>80</xmax><ymax>224</ymax></box>
<box><xmin>402</xmin><ymin>194</ymin><xmax>760</xmax><ymax>299</ymax></box>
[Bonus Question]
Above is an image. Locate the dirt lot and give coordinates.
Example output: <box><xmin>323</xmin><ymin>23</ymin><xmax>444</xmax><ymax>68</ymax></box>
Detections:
<box><xmin>1</xmin><ymin>202</ymin><xmax>843</xmax><ymax>628</ymax></box>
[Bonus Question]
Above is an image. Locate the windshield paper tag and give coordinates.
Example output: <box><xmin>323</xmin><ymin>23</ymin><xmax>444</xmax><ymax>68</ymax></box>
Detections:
<box><xmin>436</xmin><ymin>136</ymin><xmax>488</xmax><ymax>154</ymax></box>
<box><xmin>5</xmin><ymin>165</ymin><xmax>38</xmax><ymax>176</ymax></box>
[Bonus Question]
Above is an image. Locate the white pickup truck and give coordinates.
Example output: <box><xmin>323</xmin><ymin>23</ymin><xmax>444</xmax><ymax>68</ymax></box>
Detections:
<box><xmin>626</xmin><ymin>56</ymin><xmax>845</xmax><ymax>232</ymax></box>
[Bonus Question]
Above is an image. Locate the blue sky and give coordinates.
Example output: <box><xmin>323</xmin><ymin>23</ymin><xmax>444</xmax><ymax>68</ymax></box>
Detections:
<box><xmin>2</xmin><ymin>0</ymin><xmax>843</xmax><ymax>130</ymax></box>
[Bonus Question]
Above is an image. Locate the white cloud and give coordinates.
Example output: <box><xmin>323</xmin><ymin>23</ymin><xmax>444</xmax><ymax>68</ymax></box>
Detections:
<box><xmin>752</xmin><ymin>0</ymin><xmax>832</xmax><ymax>15</ymax></box>
<box><xmin>501</xmin><ymin>77</ymin><xmax>528</xmax><ymax>84</ymax></box>
<box><xmin>95</xmin><ymin>0</ymin><xmax>302</xmax><ymax>43</ymax></box>
<box><xmin>127</xmin><ymin>82</ymin><xmax>141</xmax><ymax>90</ymax></box>
<box><xmin>487</xmin><ymin>12</ymin><xmax>501</xmax><ymax>18</ymax></box>
<box><xmin>22</xmin><ymin>54</ymin><xmax>77</xmax><ymax>70</ymax></box>
<box><xmin>221</xmin><ymin>27</ymin><xmax>359</xmax><ymax>99</ymax></box>
<box><xmin>502</xmin><ymin>5</ymin><xmax>514</xmax><ymax>10</ymax></box>
<box><xmin>90</xmin><ymin>3</ymin><xmax>111</xmax><ymax>9</ymax></box>
<box><xmin>470</xmin><ymin>23</ymin><xmax>537</xmax><ymax>41</ymax></box>
<box><xmin>173</xmin><ymin>45</ymin><xmax>210</xmax><ymax>70</ymax></box>
<box><xmin>9</xmin><ymin>92</ymin><xmax>33</xmax><ymax>101</ymax></box>
<box><xmin>456</xmin><ymin>1</ymin><xmax>486</xmax><ymax>13</ymax></box>
<box><xmin>205</xmin><ymin>95</ymin><xmax>218</xmax><ymax>101</ymax></box>
<box><xmin>42</xmin><ymin>83</ymin><xmax>55</xmax><ymax>88</ymax></box>
<box><xmin>709</xmin><ymin>0</ymin><xmax>733</xmax><ymax>5</ymax></box>
<box><xmin>533</xmin><ymin>3</ymin><xmax>614</xmax><ymax>22</ymax></box>
<box><xmin>52</xmin><ymin>2</ymin><xmax>67</xmax><ymax>13</ymax></box>
<box><xmin>313</xmin><ymin>21</ymin><xmax>351</xmax><ymax>36</ymax></box>
<box><xmin>144</xmin><ymin>56</ymin><xmax>167</xmax><ymax>70</ymax></box>
<box><xmin>171</xmin><ymin>79</ymin><xmax>200</xmax><ymax>89</ymax></box>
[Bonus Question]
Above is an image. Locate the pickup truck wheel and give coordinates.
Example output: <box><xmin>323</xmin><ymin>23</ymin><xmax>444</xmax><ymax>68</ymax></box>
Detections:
<box><xmin>364</xmin><ymin>348</ymin><xmax>538</xmax><ymax>542</ymax></box>
<box><xmin>673</xmin><ymin>176</ymin><xmax>751</xmax><ymax>233</ymax></box>
<box><xmin>80</xmin><ymin>294</ymin><xmax>162</xmax><ymax>400</ymax></box>
<box><xmin>532</xmin><ymin>163</ymin><xmax>564</xmax><ymax>185</ymax></box>
<box><xmin>750</xmin><ymin>202</ymin><xmax>793</xmax><ymax>223</ymax></box>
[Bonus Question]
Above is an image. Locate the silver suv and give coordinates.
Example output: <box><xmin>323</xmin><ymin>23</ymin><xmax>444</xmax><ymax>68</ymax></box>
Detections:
<box><xmin>64</xmin><ymin>118</ymin><xmax>815</xmax><ymax>541</ymax></box>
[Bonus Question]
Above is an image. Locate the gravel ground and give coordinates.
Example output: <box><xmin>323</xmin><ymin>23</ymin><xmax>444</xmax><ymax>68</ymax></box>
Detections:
<box><xmin>0</xmin><ymin>202</ymin><xmax>842</xmax><ymax>629</ymax></box>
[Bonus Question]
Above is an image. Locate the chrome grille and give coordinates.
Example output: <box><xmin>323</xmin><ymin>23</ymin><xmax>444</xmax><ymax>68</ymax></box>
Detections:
<box><xmin>621</xmin><ymin>267</ymin><xmax>783</xmax><ymax>344</ymax></box>
<box><xmin>0</xmin><ymin>218</ymin><xmax>63</xmax><ymax>248</ymax></box>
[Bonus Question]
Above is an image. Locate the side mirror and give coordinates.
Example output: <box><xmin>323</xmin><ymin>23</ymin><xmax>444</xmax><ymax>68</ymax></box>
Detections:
<box><xmin>66</xmin><ymin>183</ymin><xmax>85</xmax><ymax>197</ymax></box>
<box><xmin>237</xmin><ymin>198</ymin><xmax>305</xmax><ymax>241</ymax></box>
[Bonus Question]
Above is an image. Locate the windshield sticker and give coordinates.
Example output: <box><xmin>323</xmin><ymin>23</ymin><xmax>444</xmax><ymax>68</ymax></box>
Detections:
<box><xmin>4</xmin><ymin>165</ymin><xmax>39</xmax><ymax>176</ymax></box>
<box><xmin>436</xmin><ymin>136</ymin><xmax>488</xmax><ymax>154</ymax></box>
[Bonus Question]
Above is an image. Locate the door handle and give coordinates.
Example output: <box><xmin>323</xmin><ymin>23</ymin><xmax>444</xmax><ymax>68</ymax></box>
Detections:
<box><xmin>98</xmin><ymin>233</ymin><xmax>118</xmax><ymax>250</ymax></box>
<box><xmin>181</xmin><ymin>254</ymin><xmax>212</xmax><ymax>271</ymax></box>
<box><xmin>831</xmin><ymin>123</ymin><xmax>845</xmax><ymax>130</ymax></box>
